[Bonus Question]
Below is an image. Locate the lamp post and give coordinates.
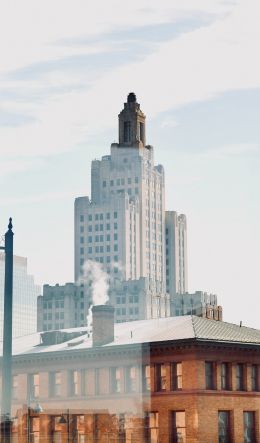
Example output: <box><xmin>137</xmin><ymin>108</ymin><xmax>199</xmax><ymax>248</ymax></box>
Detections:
<box><xmin>0</xmin><ymin>218</ymin><xmax>14</xmax><ymax>443</ymax></box>
<box><xmin>59</xmin><ymin>409</ymin><xmax>70</xmax><ymax>442</ymax></box>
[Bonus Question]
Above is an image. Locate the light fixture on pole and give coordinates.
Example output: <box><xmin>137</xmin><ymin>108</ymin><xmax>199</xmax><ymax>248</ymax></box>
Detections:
<box><xmin>0</xmin><ymin>218</ymin><xmax>14</xmax><ymax>443</ymax></box>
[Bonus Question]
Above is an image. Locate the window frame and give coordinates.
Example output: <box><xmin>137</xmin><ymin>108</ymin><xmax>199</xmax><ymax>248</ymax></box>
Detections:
<box><xmin>205</xmin><ymin>361</ymin><xmax>216</xmax><ymax>390</ymax></box>
<box><xmin>171</xmin><ymin>411</ymin><xmax>186</xmax><ymax>443</ymax></box>
<box><xmin>218</xmin><ymin>410</ymin><xmax>232</xmax><ymax>443</ymax></box>
<box><xmin>171</xmin><ymin>362</ymin><xmax>182</xmax><ymax>391</ymax></box>
<box><xmin>155</xmin><ymin>363</ymin><xmax>167</xmax><ymax>392</ymax></box>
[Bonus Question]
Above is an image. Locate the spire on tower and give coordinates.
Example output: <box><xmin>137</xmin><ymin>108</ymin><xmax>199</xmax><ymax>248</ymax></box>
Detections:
<box><xmin>118</xmin><ymin>93</ymin><xmax>146</xmax><ymax>147</ymax></box>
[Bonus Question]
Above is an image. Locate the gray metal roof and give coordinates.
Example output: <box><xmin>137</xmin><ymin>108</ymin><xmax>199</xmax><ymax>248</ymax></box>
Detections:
<box><xmin>1</xmin><ymin>316</ymin><xmax>260</xmax><ymax>358</ymax></box>
<box><xmin>192</xmin><ymin>316</ymin><xmax>260</xmax><ymax>344</ymax></box>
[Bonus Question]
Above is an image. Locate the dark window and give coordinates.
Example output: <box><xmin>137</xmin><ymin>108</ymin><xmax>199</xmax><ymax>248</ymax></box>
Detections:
<box><xmin>95</xmin><ymin>369</ymin><xmax>100</xmax><ymax>395</ymax></box>
<box><xmin>110</xmin><ymin>367</ymin><xmax>122</xmax><ymax>393</ymax></box>
<box><xmin>28</xmin><ymin>374</ymin><xmax>39</xmax><ymax>400</ymax></box>
<box><xmin>171</xmin><ymin>411</ymin><xmax>186</xmax><ymax>443</ymax></box>
<box><xmin>139</xmin><ymin>122</ymin><xmax>145</xmax><ymax>143</ymax></box>
<box><xmin>205</xmin><ymin>362</ymin><xmax>215</xmax><ymax>389</ymax></box>
<box><xmin>70</xmin><ymin>370</ymin><xmax>80</xmax><ymax>396</ymax></box>
<box><xmin>156</xmin><ymin>364</ymin><xmax>166</xmax><ymax>391</ymax></box>
<box><xmin>243</xmin><ymin>412</ymin><xmax>256</xmax><ymax>443</ymax></box>
<box><xmin>171</xmin><ymin>363</ymin><xmax>182</xmax><ymax>390</ymax></box>
<box><xmin>125</xmin><ymin>366</ymin><xmax>137</xmax><ymax>393</ymax></box>
<box><xmin>145</xmin><ymin>412</ymin><xmax>159</xmax><ymax>443</ymax></box>
<box><xmin>251</xmin><ymin>365</ymin><xmax>258</xmax><ymax>391</ymax></box>
<box><xmin>218</xmin><ymin>411</ymin><xmax>231</xmax><ymax>443</ymax></box>
<box><xmin>12</xmin><ymin>375</ymin><xmax>18</xmax><ymax>400</ymax></box>
<box><xmin>142</xmin><ymin>365</ymin><xmax>151</xmax><ymax>392</ymax></box>
<box><xmin>236</xmin><ymin>364</ymin><xmax>244</xmax><ymax>391</ymax></box>
<box><xmin>80</xmin><ymin>369</ymin><xmax>86</xmax><ymax>396</ymax></box>
<box><xmin>123</xmin><ymin>121</ymin><xmax>131</xmax><ymax>142</ymax></box>
<box><xmin>49</xmin><ymin>371</ymin><xmax>61</xmax><ymax>397</ymax></box>
<box><xmin>221</xmin><ymin>363</ymin><xmax>230</xmax><ymax>390</ymax></box>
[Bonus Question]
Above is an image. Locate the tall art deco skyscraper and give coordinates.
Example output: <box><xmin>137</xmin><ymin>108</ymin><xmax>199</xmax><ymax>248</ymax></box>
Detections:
<box><xmin>75</xmin><ymin>93</ymin><xmax>187</xmax><ymax>322</ymax></box>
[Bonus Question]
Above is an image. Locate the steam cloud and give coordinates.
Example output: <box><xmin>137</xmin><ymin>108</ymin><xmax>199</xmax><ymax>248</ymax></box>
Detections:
<box><xmin>81</xmin><ymin>260</ymin><xmax>109</xmax><ymax>330</ymax></box>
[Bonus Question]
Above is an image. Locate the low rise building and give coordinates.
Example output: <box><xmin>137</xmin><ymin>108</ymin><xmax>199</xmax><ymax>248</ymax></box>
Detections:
<box><xmin>109</xmin><ymin>278</ymin><xmax>170</xmax><ymax>323</ymax></box>
<box><xmin>0</xmin><ymin>309</ymin><xmax>259</xmax><ymax>442</ymax></box>
<box><xmin>37</xmin><ymin>283</ymin><xmax>89</xmax><ymax>331</ymax></box>
<box><xmin>171</xmin><ymin>290</ymin><xmax>223</xmax><ymax>321</ymax></box>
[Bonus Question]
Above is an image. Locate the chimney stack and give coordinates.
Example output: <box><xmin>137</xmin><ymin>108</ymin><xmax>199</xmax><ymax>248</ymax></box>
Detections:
<box><xmin>92</xmin><ymin>305</ymin><xmax>115</xmax><ymax>347</ymax></box>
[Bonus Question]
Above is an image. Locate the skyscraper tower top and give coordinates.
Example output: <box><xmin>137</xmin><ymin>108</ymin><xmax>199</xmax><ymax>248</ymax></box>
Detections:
<box><xmin>118</xmin><ymin>92</ymin><xmax>146</xmax><ymax>147</ymax></box>
<box><xmin>127</xmin><ymin>92</ymin><xmax>137</xmax><ymax>103</ymax></box>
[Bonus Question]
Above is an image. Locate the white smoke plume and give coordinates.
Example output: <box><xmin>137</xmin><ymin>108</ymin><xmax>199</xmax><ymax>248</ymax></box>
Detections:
<box><xmin>81</xmin><ymin>260</ymin><xmax>109</xmax><ymax>330</ymax></box>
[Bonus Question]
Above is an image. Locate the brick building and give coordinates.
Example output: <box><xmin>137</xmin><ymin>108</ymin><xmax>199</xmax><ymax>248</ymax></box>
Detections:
<box><xmin>1</xmin><ymin>309</ymin><xmax>260</xmax><ymax>442</ymax></box>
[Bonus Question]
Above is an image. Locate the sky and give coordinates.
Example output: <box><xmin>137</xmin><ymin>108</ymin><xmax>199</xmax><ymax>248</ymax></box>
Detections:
<box><xmin>0</xmin><ymin>0</ymin><xmax>259</xmax><ymax>328</ymax></box>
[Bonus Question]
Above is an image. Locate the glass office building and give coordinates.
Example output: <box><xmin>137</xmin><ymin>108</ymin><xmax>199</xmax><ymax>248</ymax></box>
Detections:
<box><xmin>0</xmin><ymin>254</ymin><xmax>41</xmax><ymax>339</ymax></box>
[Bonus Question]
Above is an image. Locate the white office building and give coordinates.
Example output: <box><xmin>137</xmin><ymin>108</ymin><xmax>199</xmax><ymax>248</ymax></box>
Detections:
<box><xmin>0</xmin><ymin>254</ymin><xmax>41</xmax><ymax>339</ymax></box>
<box><xmin>75</xmin><ymin>93</ymin><xmax>186</xmax><ymax>321</ymax></box>
<box><xmin>165</xmin><ymin>211</ymin><xmax>188</xmax><ymax>296</ymax></box>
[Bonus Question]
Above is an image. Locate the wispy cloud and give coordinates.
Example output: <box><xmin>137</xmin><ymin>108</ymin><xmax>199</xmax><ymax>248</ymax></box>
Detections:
<box><xmin>160</xmin><ymin>118</ymin><xmax>179</xmax><ymax>129</ymax></box>
<box><xmin>200</xmin><ymin>143</ymin><xmax>260</xmax><ymax>160</ymax></box>
<box><xmin>1</xmin><ymin>0</ymin><xmax>259</xmax><ymax>171</ymax></box>
<box><xmin>0</xmin><ymin>189</ymin><xmax>85</xmax><ymax>206</ymax></box>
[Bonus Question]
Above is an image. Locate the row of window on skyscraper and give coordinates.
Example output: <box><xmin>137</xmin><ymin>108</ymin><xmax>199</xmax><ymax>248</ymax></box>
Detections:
<box><xmin>102</xmin><ymin>177</ymin><xmax>139</xmax><ymax>187</ymax></box>
<box><xmin>80</xmin><ymin>212</ymin><xmax>118</xmax><ymax>223</ymax></box>
<box><xmin>80</xmin><ymin>223</ymin><xmax>118</xmax><ymax>237</ymax></box>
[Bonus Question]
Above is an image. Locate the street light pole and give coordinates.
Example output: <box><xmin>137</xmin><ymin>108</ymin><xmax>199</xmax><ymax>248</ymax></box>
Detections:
<box><xmin>0</xmin><ymin>218</ymin><xmax>14</xmax><ymax>443</ymax></box>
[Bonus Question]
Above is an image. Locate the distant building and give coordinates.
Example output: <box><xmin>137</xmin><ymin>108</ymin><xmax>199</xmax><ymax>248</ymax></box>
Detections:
<box><xmin>37</xmin><ymin>283</ymin><xmax>89</xmax><ymax>332</ymax></box>
<box><xmin>0</xmin><ymin>254</ymin><xmax>40</xmax><ymax>339</ymax></box>
<box><xmin>165</xmin><ymin>211</ymin><xmax>188</xmax><ymax>296</ymax></box>
<box><xmin>74</xmin><ymin>93</ymin><xmax>187</xmax><ymax>321</ymax></box>
<box><xmin>171</xmin><ymin>291</ymin><xmax>223</xmax><ymax>321</ymax></box>
<box><xmin>109</xmin><ymin>278</ymin><xmax>170</xmax><ymax>322</ymax></box>
<box><xmin>1</xmin><ymin>310</ymin><xmax>260</xmax><ymax>442</ymax></box>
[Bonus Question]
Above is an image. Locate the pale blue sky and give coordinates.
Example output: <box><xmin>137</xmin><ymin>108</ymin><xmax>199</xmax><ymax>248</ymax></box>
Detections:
<box><xmin>0</xmin><ymin>0</ymin><xmax>259</xmax><ymax>328</ymax></box>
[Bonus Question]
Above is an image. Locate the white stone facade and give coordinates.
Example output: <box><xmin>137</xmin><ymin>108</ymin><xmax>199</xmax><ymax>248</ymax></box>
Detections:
<box><xmin>165</xmin><ymin>211</ymin><xmax>188</xmax><ymax>296</ymax></box>
<box><xmin>37</xmin><ymin>283</ymin><xmax>90</xmax><ymax>331</ymax></box>
<box><xmin>74</xmin><ymin>94</ymin><xmax>185</xmax><ymax>322</ymax></box>
<box><xmin>170</xmin><ymin>291</ymin><xmax>222</xmax><ymax>321</ymax></box>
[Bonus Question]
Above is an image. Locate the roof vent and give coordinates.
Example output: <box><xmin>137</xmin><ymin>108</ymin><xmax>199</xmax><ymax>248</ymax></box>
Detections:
<box><xmin>40</xmin><ymin>330</ymin><xmax>86</xmax><ymax>346</ymax></box>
